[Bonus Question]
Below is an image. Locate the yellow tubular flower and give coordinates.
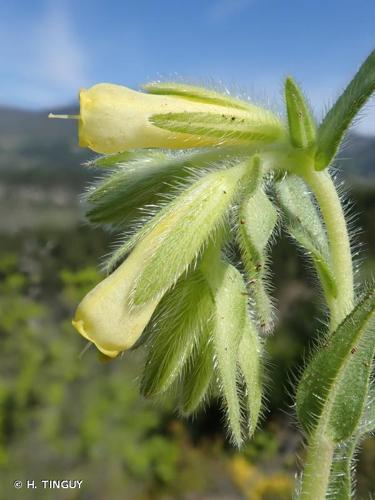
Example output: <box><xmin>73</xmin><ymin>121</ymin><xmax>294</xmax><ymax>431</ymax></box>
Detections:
<box><xmin>77</xmin><ymin>83</ymin><xmax>284</xmax><ymax>154</ymax></box>
<box><xmin>72</xmin><ymin>242</ymin><xmax>159</xmax><ymax>358</ymax></box>
<box><xmin>72</xmin><ymin>209</ymin><xmax>180</xmax><ymax>357</ymax></box>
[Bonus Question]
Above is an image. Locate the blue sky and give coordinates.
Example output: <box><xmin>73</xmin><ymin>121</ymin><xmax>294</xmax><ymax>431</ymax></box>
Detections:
<box><xmin>1</xmin><ymin>0</ymin><xmax>375</xmax><ymax>133</ymax></box>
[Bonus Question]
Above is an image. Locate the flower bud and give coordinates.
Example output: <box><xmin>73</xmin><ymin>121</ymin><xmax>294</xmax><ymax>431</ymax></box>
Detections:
<box><xmin>78</xmin><ymin>83</ymin><xmax>284</xmax><ymax>154</ymax></box>
<box><xmin>72</xmin><ymin>240</ymin><xmax>160</xmax><ymax>358</ymax></box>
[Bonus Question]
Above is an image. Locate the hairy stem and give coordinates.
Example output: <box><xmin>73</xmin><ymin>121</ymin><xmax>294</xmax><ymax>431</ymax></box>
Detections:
<box><xmin>299</xmin><ymin>430</ymin><xmax>335</xmax><ymax>500</ymax></box>
<box><xmin>328</xmin><ymin>439</ymin><xmax>355</xmax><ymax>498</ymax></box>
<box><xmin>299</xmin><ymin>168</ymin><xmax>355</xmax><ymax>499</ymax></box>
<box><xmin>302</xmin><ymin>169</ymin><xmax>354</xmax><ymax>331</ymax></box>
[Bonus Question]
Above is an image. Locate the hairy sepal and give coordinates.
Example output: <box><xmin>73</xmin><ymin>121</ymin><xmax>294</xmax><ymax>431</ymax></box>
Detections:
<box><xmin>238</xmin><ymin>313</ymin><xmax>263</xmax><ymax>437</ymax></box>
<box><xmin>296</xmin><ymin>289</ymin><xmax>375</xmax><ymax>442</ymax></box>
<box><xmin>141</xmin><ymin>270</ymin><xmax>213</xmax><ymax>398</ymax></box>
<box><xmin>315</xmin><ymin>50</ymin><xmax>375</xmax><ymax>170</ymax></box>
<box><xmin>86</xmin><ymin>147</ymin><xmax>253</xmax><ymax>228</ymax></box>
<box><xmin>86</xmin><ymin>150</ymin><xmax>170</xmax><ymax>227</ymax></box>
<box><xmin>284</xmin><ymin>77</ymin><xmax>316</xmax><ymax>149</ymax></box>
<box><xmin>237</xmin><ymin>171</ymin><xmax>278</xmax><ymax>331</ymax></box>
<box><xmin>150</xmin><ymin>111</ymin><xmax>284</xmax><ymax>144</ymax></box>
<box><xmin>89</xmin><ymin>150</ymin><xmax>159</xmax><ymax>168</ymax></box>
<box><xmin>131</xmin><ymin>164</ymin><xmax>247</xmax><ymax>306</ymax></box>
<box><xmin>276</xmin><ymin>174</ymin><xmax>337</xmax><ymax>298</ymax></box>
<box><xmin>201</xmin><ymin>257</ymin><xmax>246</xmax><ymax>447</ymax></box>
<box><xmin>179</xmin><ymin>311</ymin><xmax>214</xmax><ymax>415</ymax></box>
<box><xmin>143</xmin><ymin>81</ymin><xmax>255</xmax><ymax>111</ymax></box>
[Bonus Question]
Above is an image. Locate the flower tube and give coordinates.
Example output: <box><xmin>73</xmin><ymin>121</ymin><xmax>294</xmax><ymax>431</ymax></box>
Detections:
<box><xmin>76</xmin><ymin>83</ymin><xmax>284</xmax><ymax>153</ymax></box>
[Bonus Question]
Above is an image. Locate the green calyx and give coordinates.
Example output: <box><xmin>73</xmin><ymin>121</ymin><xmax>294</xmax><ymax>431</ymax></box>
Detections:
<box><xmin>143</xmin><ymin>81</ymin><xmax>255</xmax><ymax>110</ymax></box>
<box><xmin>150</xmin><ymin>111</ymin><xmax>284</xmax><ymax>144</ymax></box>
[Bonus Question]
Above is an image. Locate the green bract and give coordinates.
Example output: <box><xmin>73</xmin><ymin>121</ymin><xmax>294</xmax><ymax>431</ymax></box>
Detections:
<box><xmin>58</xmin><ymin>50</ymin><xmax>375</xmax><ymax>500</ymax></box>
<box><xmin>201</xmin><ymin>250</ymin><xmax>263</xmax><ymax>446</ymax></box>
<box><xmin>150</xmin><ymin>111</ymin><xmax>284</xmax><ymax>143</ymax></box>
<box><xmin>236</xmin><ymin>158</ymin><xmax>277</xmax><ymax>331</ymax></box>
<box><xmin>141</xmin><ymin>270</ymin><xmax>213</xmax><ymax>398</ymax></box>
<box><xmin>143</xmin><ymin>81</ymin><xmax>256</xmax><ymax>110</ymax></box>
<box><xmin>276</xmin><ymin>175</ymin><xmax>337</xmax><ymax>299</ymax></box>
<box><xmin>180</xmin><ymin>317</ymin><xmax>214</xmax><ymax>415</ymax></box>
<box><xmin>296</xmin><ymin>289</ymin><xmax>375</xmax><ymax>440</ymax></box>
<box><xmin>86</xmin><ymin>147</ymin><xmax>251</xmax><ymax>228</ymax></box>
<box><xmin>315</xmin><ymin>50</ymin><xmax>375</xmax><ymax>170</ymax></box>
<box><xmin>284</xmin><ymin>77</ymin><xmax>316</xmax><ymax>149</ymax></box>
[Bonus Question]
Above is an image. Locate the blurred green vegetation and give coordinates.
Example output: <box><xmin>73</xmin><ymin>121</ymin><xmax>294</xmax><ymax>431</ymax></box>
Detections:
<box><xmin>0</xmin><ymin>114</ymin><xmax>374</xmax><ymax>498</ymax></box>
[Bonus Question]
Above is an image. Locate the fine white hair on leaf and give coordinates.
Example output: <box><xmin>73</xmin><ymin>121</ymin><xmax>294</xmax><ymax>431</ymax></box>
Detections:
<box><xmin>140</xmin><ymin>269</ymin><xmax>215</xmax><ymax>399</ymax></box>
<box><xmin>143</xmin><ymin>74</ymin><xmax>284</xmax><ymax>121</ymax></box>
<box><xmin>235</xmin><ymin>173</ymin><xmax>279</xmax><ymax>333</ymax></box>
<box><xmin>128</xmin><ymin>164</ymin><xmax>248</xmax><ymax>310</ymax></box>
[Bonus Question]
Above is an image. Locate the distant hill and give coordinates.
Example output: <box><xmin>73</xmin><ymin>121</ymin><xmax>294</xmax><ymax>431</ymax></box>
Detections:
<box><xmin>0</xmin><ymin>104</ymin><xmax>374</xmax><ymax>191</ymax></box>
<box><xmin>337</xmin><ymin>133</ymin><xmax>375</xmax><ymax>179</ymax></box>
<box><xmin>0</xmin><ymin>105</ymin><xmax>90</xmax><ymax>189</ymax></box>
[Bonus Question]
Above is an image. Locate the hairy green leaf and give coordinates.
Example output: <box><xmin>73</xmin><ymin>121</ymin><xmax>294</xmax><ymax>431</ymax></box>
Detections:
<box><xmin>276</xmin><ymin>175</ymin><xmax>337</xmax><ymax>298</ymax></box>
<box><xmin>180</xmin><ymin>315</ymin><xmax>214</xmax><ymax>415</ymax></box>
<box><xmin>86</xmin><ymin>151</ymin><xmax>170</xmax><ymax>226</ymax></box>
<box><xmin>240</xmin><ymin>190</ymin><xmax>277</xmax><ymax>254</ymax></box>
<box><xmin>359</xmin><ymin>384</ymin><xmax>375</xmax><ymax>435</ymax></box>
<box><xmin>103</xmin><ymin>208</ymin><xmax>167</xmax><ymax>275</ymax></box>
<box><xmin>315</xmin><ymin>50</ymin><xmax>375</xmax><ymax>170</ymax></box>
<box><xmin>141</xmin><ymin>270</ymin><xmax>213</xmax><ymax>397</ymax></box>
<box><xmin>201</xmin><ymin>254</ymin><xmax>246</xmax><ymax>447</ymax></box>
<box><xmin>132</xmin><ymin>164</ymin><xmax>247</xmax><ymax>306</ymax></box>
<box><xmin>296</xmin><ymin>289</ymin><xmax>375</xmax><ymax>442</ymax></box>
<box><xmin>104</xmin><ymin>233</ymin><xmax>143</xmax><ymax>276</ymax></box>
<box><xmin>327</xmin><ymin>384</ymin><xmax>375</xmax><ymax>498</ymax></box>
<box><xmin>238</xmin><ymin>313</ymin><xmax>263</xmax><ymax>436</ymax></box>
<box><xmin>284</xmin><ymin>77</ymin><xmax>316</xmax><ymax>149</ymax></box>
<box><xmin>90</xmin><ymin>150</ymin><xmax>158</xmax><ymax>168</ymax></box>
<box><xmin>150</xmin><ymin>112</ymin><xmax>283</xmax><ymax>143</ymax></box>
<box><xmin>143</xmin><ymin>81</ymin><xmax>255</xmax><ymax>111</ymax></box>
<box><xmin>86</xmin><ymin>147</ymin><xmax>254</xmax><ymax>227</ymax></box>
<box><xmin>237</xmin><ymin>171</ymin><xmax>278</xmax><ymax>331</ymax></box>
